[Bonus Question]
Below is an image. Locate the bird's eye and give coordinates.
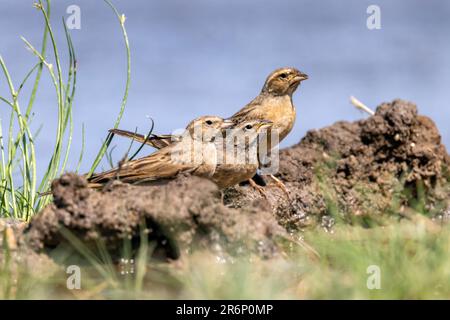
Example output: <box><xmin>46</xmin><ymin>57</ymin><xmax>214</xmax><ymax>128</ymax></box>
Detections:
<box><xmin>280</xmin><ymin>73</ymin><xmax>288</xmax><ymax>79</ymax></box>
<box><xmin>205</xmin><ymin>120</ymin><xmax>213</xmax><ymax>125</ymax></box>
<box><xmin>245</xmin><ymin>124</ymin><xmax>253</xmax><ymax>130</ymax></box>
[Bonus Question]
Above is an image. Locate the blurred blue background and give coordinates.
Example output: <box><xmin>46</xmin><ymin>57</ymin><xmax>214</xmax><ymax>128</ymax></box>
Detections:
<box><xmin>1</xmin><ymin>0</ymin><xmax>449</xmax><ymax>175</ymax></box>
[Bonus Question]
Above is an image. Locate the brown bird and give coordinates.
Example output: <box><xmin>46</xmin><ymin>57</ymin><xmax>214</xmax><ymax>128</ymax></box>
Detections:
<box><xmin>230</xmin><ymin>67</ymin><xmax>307</xmax><ymax>142</ymax></box>
<box><xmin>109</xmin><ymin>67</ymin><xmax>308</xmax><ymax>193</ymax></box>
<box><xmin>88</xmin><ymin>116</ymin><xmax>233</xmax><ymax>187</ymax></box>
<box><xmin>229</xmin><ymin>67</ymin><xmax>308</xmax><ymax>195</ymax></box>
<box><xmin>212</xmin><ymin>119</ymin><xmax>273</xmax><ymax>189</ymax></box>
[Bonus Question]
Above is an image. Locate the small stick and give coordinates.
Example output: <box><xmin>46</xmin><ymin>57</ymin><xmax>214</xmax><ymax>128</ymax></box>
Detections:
<box><xmin>350</xmin><ymin>96</ymin><xmax>375</xmax><ymax>116</ymax></box>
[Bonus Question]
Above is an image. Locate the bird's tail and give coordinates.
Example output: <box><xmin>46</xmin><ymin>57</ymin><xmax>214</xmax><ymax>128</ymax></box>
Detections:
<box><xmin>108</xmin><ymin>128</ymin><xmax>174</xmax><ymax>149</ymax></box>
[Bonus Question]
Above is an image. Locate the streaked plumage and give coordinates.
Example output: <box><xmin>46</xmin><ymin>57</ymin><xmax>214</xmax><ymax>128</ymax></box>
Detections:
<box><xmin>230</xmin><ymin>67</ymin><xmax>307</xmax><ymax>143</ymax></box>
<box><xmin>88</xmin><ymin>116</ymin><xmax>233</xmax><ymax>187</ymax></box>
<box><xmin>212</xmin><ymin>119</ymin><xmax>273</xmax><ymax>189</ymax></box>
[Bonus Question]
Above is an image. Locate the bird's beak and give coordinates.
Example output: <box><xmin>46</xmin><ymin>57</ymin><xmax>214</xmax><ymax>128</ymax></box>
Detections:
<box><xmin>292</xmin><ymin>72</ymin><xmax>309</xmax><ymax>83</ymax></box>
<box><xmin>221</xmin><ymin>119</ymin><xmax>235</xmax><ymax>129</ymax></box>
<box><xmin>257</xmin><ymin>120</ymin><xmax>273</xmax><ymax>130</ymax></box>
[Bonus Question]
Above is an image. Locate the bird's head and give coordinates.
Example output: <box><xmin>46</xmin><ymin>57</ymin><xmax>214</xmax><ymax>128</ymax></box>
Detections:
<box><xmin>227</xmin><ymin>119</ymin><xmax>273</xmax><ymax>148</ymax></box>
<box><xmin>186</xmin><ymin>116</ymin><xmax>234</xmax><ymax>142</ymax></box>
<box><xmin>261</xmin><ymin>67</ymin><xmax>308</xmax><ymax>96</ymax></box>
<box><xmin>235</xmin><ymin>119</ymin><xmax>273</xmax><ymax>133</ymax></box>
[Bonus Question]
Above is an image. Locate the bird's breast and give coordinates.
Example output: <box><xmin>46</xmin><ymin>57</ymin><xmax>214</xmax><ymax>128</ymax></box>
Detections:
<box><xmin>201</xmin><ymin>142</ymin><xmax>218</xmax><ymax>177</ymax></box>
<box><xmin>263</xmin><ymin>95</ymin><xmax>296</xmax><ymax>142</ymax></box>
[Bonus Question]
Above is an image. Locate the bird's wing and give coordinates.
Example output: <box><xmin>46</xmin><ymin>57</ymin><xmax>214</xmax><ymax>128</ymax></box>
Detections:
<box><xmin>230</xmin><ymin>95</ymin><xmax>267</xmax><ymax>122</ymax></box>
<box><xmin>109</xmin><ymin>128</ymin><xmax>176</xmax><ymax>149</ymax></box>
<box><xmin>88</xmin><ymin>143</ymin><xmax>198</xmax><ymax>184</ymax></box>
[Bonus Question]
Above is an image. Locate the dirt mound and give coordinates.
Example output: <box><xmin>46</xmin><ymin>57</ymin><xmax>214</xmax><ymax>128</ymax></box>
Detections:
<box><xmin>24</xmin><ymin>173</ymin><xmax>285</xmax><ymax>260</ymax></box>
<box><xmin>225</xmin><ymin>99</ymin><xmax>450</xmax><ymax>229</ymax></box>
<box><xmin>0</xmin><ymin>218</ymin><xmax>58</xmax><ymax>283</ymax></box>
<box><xmin>22</xmin><ymin>99</ymin><xmax>450</xmax><ymax>260</ymax></box>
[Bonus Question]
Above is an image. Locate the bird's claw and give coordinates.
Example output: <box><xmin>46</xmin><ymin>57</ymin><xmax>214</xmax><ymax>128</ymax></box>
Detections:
<box><xmin>268</xmin><ymin>174</ymin><xmax>290</xmax><ymax>200</ymax></box>
<box><xmin>249</xmin><ymin>178</ymin><xmax>268</xmax><ymax>199</ymax></box>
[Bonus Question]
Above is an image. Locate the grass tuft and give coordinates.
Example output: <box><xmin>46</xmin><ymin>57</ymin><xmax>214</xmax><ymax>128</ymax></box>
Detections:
<box><xmin>0</xmin><ymin>0</ymin><xmax>130</xmax><ymax>220</ymax></box>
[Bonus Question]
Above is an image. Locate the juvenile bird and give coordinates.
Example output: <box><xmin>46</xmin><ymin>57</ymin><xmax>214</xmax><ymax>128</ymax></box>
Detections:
<box><xmin>88</xmin><ymin>116</ymin><xmax>233</xmax><ymax>187</ymax></box>
<box><xmin>212</xmin><ymin>119</ymin><xmax>273</xmax><ymax>189</ymax></box>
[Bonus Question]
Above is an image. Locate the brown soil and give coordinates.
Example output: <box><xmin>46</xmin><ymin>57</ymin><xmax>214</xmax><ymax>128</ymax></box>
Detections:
<box><xmin>225</xmin><ymin>99</ymin><xmax>450</xmax><ymax>230</ymax></box>
<box><xmin>20</xmin><ymin>99</ymin><xmax>450</xmax><ymax>261</ymax></box>
<box><xmin>0</xmin><ymin>219</ymin><xmax>58</xmax><ymax>280</ymax></box>
<box><xmin>24</xmin><ymin>174</ymin><xmax>285</xmax><ymax>261</ymax></box>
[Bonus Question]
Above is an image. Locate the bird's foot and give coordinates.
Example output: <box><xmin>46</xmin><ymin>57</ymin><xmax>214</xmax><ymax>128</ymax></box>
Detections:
<box><xmin>268</xmin><ymin>174</ymin><xmax>290</xmax><ymax>200</ymax></box>
<box><xmin>249</xmin><ymin>178</ymin><xmax>268</xmax><ymax>199</ymax></box>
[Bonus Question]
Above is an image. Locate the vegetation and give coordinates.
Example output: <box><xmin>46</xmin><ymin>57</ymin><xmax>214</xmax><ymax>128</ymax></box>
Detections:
<box><xmin>1</xmin><ymin>220</ymin><xmax>449</xmax><ymax>299</ymax></box>
<box><xmin>0</xmin><ymin>0</ymin><xmax>130</xmax><ymax>220</ymax></box>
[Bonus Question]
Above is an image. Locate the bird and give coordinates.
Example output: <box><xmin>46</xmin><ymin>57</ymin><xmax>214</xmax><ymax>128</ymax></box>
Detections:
<box><xmin>212</xmin><ymin>119</ymin><xmax>273</xmax><ymax>189</ymax></box>
<box><xmin>109</xmin><ymin>67</ymin><xmax>308</xmax><ymax>194</ymax></box>
<box><xmin>228</xmin><ymin>67</ymin><xmax>308</xmax><ymax>196</ymax></box>
<box><xmin>230</xmin><ymin>67</ymin><xmax>308</xmax><ymax>143</ymax></box>
<box><xmin>88</xmin><ymin>116</ymin><xmax>233</xmax><ymax>187</ymax></box>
